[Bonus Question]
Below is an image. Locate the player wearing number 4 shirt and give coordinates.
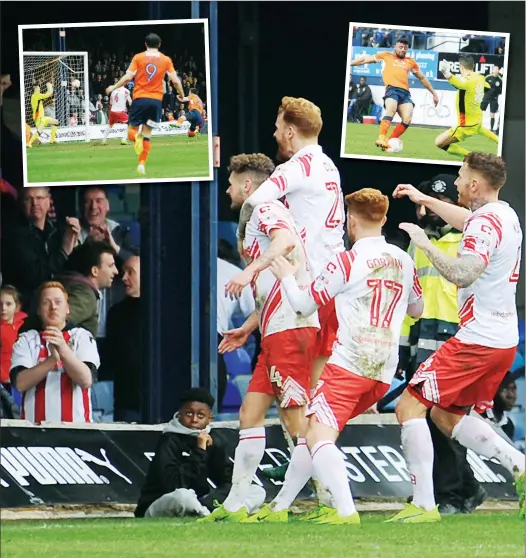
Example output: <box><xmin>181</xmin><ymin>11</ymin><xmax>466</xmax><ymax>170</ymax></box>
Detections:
<box><xmin>436</xmin><ymin>55</ymin><xmax>498</xmax><ymax>159</ymax></box>
<box><xmin>235</xmin><ymin>97</ymin><xmax>346</xmax><ymax>385</ymax></box>
<box><xmin>200</xmin><ymin>153</ymin><xmax>320</xmax><ymax>524</ymax></box>
<box><xmin>106</xmin><ymin>33</ymin><xmax>185</xmax><ymax>175</ymax></box>
<box><xmin>240</xmin><ymin>188</ymin><xmax>424</xmax><ymax>525</ymax></box>
<box><xmin>101</xmin><ymin>86</ymin><xmax>132</xmax><ymax>145</ymax></box>
<box><xmin>391</xmin><ymin>152</ymin><xmax>525</xmax><ymax>523</ymax></box>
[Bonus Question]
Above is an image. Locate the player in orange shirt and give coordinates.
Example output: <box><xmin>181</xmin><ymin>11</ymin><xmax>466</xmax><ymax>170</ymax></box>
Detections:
<box><xmin>172</xmin><ymin>88</ymin><xmax>205</xmax><ymax>137</ymax></box>
<box><xmin>350</xmin><ymin>37</ymin><xmax>439</xmax><ymax>150</ymax></box>
<box><xmin>106</xmin><ymin>33</ymin><xmax>185</xmax><ymax>175</ymax></box>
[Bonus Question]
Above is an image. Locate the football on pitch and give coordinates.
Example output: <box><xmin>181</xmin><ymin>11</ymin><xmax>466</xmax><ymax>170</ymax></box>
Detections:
<box><xmin>386</xmin><ymin>137</ymin><xmax>403</xmax><ymax>153</ymax></box>
<box><xmin>72</xmin><ymin>79</ymin><xmax>81</xmax><ymax>88</ymax></box>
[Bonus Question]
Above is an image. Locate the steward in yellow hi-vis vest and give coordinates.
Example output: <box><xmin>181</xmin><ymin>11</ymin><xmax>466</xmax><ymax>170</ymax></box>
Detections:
<box><xmin>398</xmin><ymin>175</ymin><xmax>462</xmax><ymax>376</ymax></box>
<box><xmin>398</xmin><ymin>174</ymin><xmax>485</xmax><ymax>515</ymax></box>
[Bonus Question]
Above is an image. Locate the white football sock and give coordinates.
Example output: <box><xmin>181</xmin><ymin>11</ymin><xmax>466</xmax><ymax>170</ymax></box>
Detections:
<box><xmin>102</xmin><ymin>126</ymin><xmax>112</xmax><ymax>140</ymax></box>
<box><xmin>310</xmin><ymin>441</ymin><xmax>356</xmax><ymax>517</ymax></box>
<box><xmin>452</xmin><ymin>415</ymin><xmax>525</xmax><ymax>477</ymax></box>
<box><xmin>223</xmin><ymin>427</ymin><xmax>266</xmax><ymax>512</ymax></box>
<box><xmin>122</xmin><ymin>127</ymin><xmax>128</xmax><ymax>140</ymax></box>
<box><xmin>271</xmin><ymin>438</ymin><xmax>312</xmax><ymax>512</ymax></box>
<box><xmin>401</xmin><ymin>418</ymin><xmax>436</xmax><ymax>511</ymax></box>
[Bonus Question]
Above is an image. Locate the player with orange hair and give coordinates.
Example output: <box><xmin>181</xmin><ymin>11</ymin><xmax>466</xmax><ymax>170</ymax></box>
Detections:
<box><xmin>244</xmin><ymin>188</ymin><xmax>424</xmax><ymax>524</ymax></box>
<box><xmin>106</xmin><ymin>33</ymin><xmax>184</xmax><ymax>175</ymax></box>
<box><xmin>351</xmin><ymin>37</ymin><xmax>439</xmax><ymax>150</ymax></box>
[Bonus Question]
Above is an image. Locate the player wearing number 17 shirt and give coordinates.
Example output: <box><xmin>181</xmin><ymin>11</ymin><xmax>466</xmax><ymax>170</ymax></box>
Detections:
<box><xmin>243</xmin><ymin>188</ymin><xmax>424</xmax><ymax>524</ymax></box>
<box><xmin>390</xmin><ymin>152</ymin><xmax>525</xmax><ymax>523</ymax></box>
<box><xmin>106</xmin><ymin>33</ymin><xmax>185</xmax><ymax>175</ymax></box>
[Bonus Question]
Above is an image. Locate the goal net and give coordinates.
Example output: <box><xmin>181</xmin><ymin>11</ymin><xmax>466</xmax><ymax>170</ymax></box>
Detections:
<box><xmin>22</xmin><ymin>51</ymin><xmax>90</xmax><ymax>143</ymax></box>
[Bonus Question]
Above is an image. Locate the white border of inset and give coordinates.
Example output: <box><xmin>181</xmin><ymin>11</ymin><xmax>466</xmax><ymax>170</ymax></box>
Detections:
<box><xmin>18</xmin><ymin>19</ymin><xmax>214</xmax><ymax>187</ymax></box>
<box><xmin>340</xmin><ymin>22</ymin><xmax>511</xmax><ymax>167</ymax></box>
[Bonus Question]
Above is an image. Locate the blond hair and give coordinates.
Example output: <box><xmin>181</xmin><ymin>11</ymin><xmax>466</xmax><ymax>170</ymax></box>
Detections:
<box><xmin>345</xmin><ymin>188</ymin><xmax>389</xmax><ymax>223</ymax></box>
<box><xmin>278</xmin><ymin>96</ymin><xmax>322</xmax><ymax>137</ymax></box>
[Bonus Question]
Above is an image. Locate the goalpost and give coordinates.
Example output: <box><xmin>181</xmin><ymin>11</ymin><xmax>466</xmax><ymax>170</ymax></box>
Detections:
<box><xmin>21</xmin><ymin>51</ymin><xmax>90</xmax><ymax>143</ymax></box>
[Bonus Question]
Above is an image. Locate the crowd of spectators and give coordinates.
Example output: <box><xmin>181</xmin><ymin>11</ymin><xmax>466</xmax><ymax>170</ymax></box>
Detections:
<box><xmin>353</xmin><ymin>27</ymin><xmax>506</xmax><ymax>54</ymax></box>
<box><xmin>0</xmin><ymin>184</ymin><xmax>141</xmax><ymax>423</ymax></box>
<box><xmin>84</xmin><ymin>47</ymin><xmax>207</xmax><ymax>126</ymax></box>
<box><xmin>24</xmin><ymin>32</ymin><xmax>207</xmax><ymax>127</ymax></box>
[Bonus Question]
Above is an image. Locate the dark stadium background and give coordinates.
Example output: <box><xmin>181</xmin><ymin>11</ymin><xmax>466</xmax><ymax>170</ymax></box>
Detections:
<box><xmin>1</xmin><ymin>1</ymin><xmax>523</xmax><ymax>419</ymax></box>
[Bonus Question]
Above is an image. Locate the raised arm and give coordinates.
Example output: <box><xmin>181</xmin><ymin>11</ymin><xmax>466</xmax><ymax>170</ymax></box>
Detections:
<box><xmin>350</xmin><ymin>54</ymin><xmax>378</xmax><ymax>67</ymax></box>
<box><xmin>238</xmin><ymin>162</ymin><xmax>304</xmax><ymax>239</ymax></box>
<box><xmin>393</xmin><ymin>183</ymin><xmax>470</xmax><ymax>232</ymax></box>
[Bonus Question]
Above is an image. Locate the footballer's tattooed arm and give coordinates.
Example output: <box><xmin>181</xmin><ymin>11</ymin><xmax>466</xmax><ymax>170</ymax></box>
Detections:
<box><xmin>399</xmin><ymin>222</ymin><xmax>487</xmax><ymax>288</ymax></box>
<box><xmin>422</xmin><ymin>247</ymin><xmax>486</xmax><ymax>288</ymax></box>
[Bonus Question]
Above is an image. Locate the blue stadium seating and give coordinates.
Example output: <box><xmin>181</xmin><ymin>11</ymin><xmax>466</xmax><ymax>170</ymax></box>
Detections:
<box><xmin>378</xmin><ymin>376</ymin><xmax>406</xmax><ymax>411</ymax></box>
<box><xmin>91</xmin><ymin>381</ymin><xmax>114</xmax><ymax>423</ymax></box>
<box><xmin>120</xmin><ymin>220</ymin><xmax>141</xmax><ymax>247</ymax></box>
<box><xmin>369</xmin><ymin>104</ymin><xmax>383</xmax><ymax>124</ymax></box>
<box><xmin>218</xmin><ymin>221</ymin><xmax>239</xmax><ymax>251</ymax></box>
<box><xmin>515</xmin><ymin>375</ymin><xmax>525</xmax><ymax>411</ymax></box>
<box><xmin>221</xmin><ymin>380</ymin><xmax>242</xmax><ymax>413</ymax></box>
<box><xmin>509</xmin><ymin>410</ymin><xmax>525</xmax><ymax>443</ymax></box>
<box><xmin>223</xmin><ymin>348</ymin><xmax>252</xmax><ymax>377</ymax></box>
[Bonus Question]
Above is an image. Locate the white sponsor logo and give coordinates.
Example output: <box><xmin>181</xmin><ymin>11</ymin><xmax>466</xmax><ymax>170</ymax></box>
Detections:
<box><xmin>29</xmin><ymin>122</ymin><xmax>191</xmax><ymax>144</ymax></box>
<box><xmin>0</xmin><ymin>447</ymin><xmax>132</xmax><ymax>487</ymax></box>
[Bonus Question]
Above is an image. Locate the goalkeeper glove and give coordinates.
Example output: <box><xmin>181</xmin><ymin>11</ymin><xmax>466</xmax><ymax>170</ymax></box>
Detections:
<box><xmin>439</xmin><ymin>60</ymin><xmax>450</xmax><ymax>75</ymax></box>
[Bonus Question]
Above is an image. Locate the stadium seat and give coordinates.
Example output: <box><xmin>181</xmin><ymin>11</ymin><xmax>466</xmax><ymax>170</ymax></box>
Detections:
<box><xmin>218</xmin><ymin>221</ymin><xmax>239</xmax><ymax>251</ymax></box>
<box><xmin>10</xmin><ymin>386</ymin><xmax>22</xmax><ymax>409</ymax></box>
<box><xmin>120</xmin><ymin>220</ymin><xmax>141</xmax><ymax>246</ymax></box>
<box><xmin>511</xmin><ymin>352</ymin><xmax>525</xmax><ymax>374</ymax></box>
<box><xmin>369</xmin><ymin>104</ymin><xmax>383</xmax><ymax>124</ymax></box>
<box><xmin>223</xmin><ymin>348</ymin><xmax>252</xmax><ymax>377</ymax></box>
<box><xmin>91</xmin><ymin>381</ymin><xmax>114</xmax><ymax>423</ymax></box>
<box><xmin>232</xmin><ymin>374</ymin><xmax>252</xmax><ymax>402</ymax></box>
<box><xmin>221</xmin><ymin>380</ymin><xmax>242</xmax><ymax>413</ymax></box>
<box><xmin>508</xmin><ymin>410</ymin><xmax>525</xmax><ymax>443</ymax></box>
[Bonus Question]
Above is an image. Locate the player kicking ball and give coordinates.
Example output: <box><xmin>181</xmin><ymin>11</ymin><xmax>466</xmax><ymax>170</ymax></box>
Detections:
<box><xmin>27</xmin><ymin>82</ymin><xmax>59</xmax><ymax>148</ymax></box>
<box><xmin>199</xmin><ymin>153</ymin><xmax>320</xmax><ymax>524</ymax></box>
<box><xmin>171</xmin><ymin>88</ymin><xmax>204</xmax><ymax>137</ymax></box>
<box><xmin>101</xmin><ymin>86</ymin><xmax>132</xmax><ymax>145</ymax></box>
<box><xmin>390</xmin><ymin>152</ymin><xmax>524</xmax><ymax>523</ymax></box>
<box><xmin>242</xmin><ymin>189</ymin><xmax>424</xmax><ymax>525</ymax></box>
<box><xmin>350</xmin><ymin>37</ymin><xmax>439</xmax><ymax>150</ymax></box>
<box><xmin>106</xmin><ymin>32</ymin><xmax>184</xmax><ymax>175</ymax></box>
<box><xmin>435</xmin><ymin>56</ymin><xmax>498</xmax><ymax>159</ymax></box>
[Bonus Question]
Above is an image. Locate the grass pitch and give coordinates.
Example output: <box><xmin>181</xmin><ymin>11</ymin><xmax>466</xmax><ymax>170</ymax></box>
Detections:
<box><xmin>344</xmin><ymin>123</ymin><xmax>499</xmax><ymax>163</ymax></box>
<box><xmin>26</xmin><ymin>134</ymin><xmax>211</xmax><ymax>184</ymax></box>
<box><xmin>1</xmin><ymin>512</ymin><xmax>523</xmax><ymax>558</ymax></box>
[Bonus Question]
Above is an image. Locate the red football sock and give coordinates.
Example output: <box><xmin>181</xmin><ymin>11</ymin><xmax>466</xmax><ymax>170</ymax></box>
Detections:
<box><xmin>389</xmin><ymin>123</ymin><xmax>409</xmax><ymax>140</ymax></box>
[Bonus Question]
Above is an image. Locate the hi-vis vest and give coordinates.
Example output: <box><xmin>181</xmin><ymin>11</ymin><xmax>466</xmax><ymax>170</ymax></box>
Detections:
<box><xmin>400</xmin><ymin>231</ymin><xmax>462</xmax><ymax>362</ymax></box>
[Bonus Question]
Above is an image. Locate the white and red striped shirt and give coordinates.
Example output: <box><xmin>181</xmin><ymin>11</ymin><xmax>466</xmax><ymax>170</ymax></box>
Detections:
<box><xmin>245</xmin><ymin>144</ymin><xmax>345</xmax><ymax>277</ymax></box>
<box><xmin>10</xmin><ymin>327</ymin><xmax>100</xmax><ymax>423</ymax></box>
<box><xmin>457</xmin><ymin>201</ymin><xmax>522</xmax><ymax>349</ymax></box>
<box><xmin>282</xmin><ymin>236</ymin><xmax>421</xmax><ymax>384</ymax></box>
<box><xmin>244</xmin><ymin>200</ymin><xmax>319</xmax><ymax>338</ymax></box>
<box><xmin>110</xmin><ymin>87</ymin><xmax>130</xmax><ymax>113</ymax></box>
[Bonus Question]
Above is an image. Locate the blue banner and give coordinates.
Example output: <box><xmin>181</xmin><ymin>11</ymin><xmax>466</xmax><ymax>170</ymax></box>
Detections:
<box><xmin>350</xmin><ymin>47</ymin><xmax>438</xmax><ymax>80</ymax></box>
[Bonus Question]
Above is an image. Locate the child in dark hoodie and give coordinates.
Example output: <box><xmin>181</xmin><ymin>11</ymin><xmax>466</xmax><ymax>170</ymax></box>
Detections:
<box><xmin>135</xmin><ymin>388</ymin><xmax>265</xmax><ymax>518</ymax></box>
